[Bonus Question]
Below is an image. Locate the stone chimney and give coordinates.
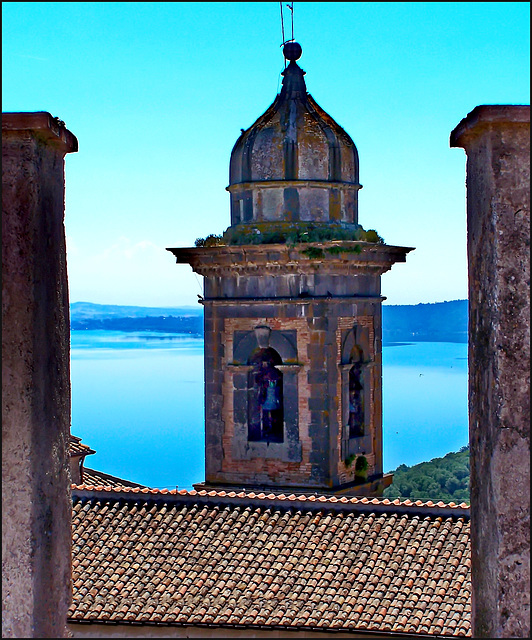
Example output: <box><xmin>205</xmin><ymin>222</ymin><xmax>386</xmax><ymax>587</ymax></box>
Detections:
<box><xmin>69</xmin><ymin>435</ymin><xmax>96</xmax><ymax>484</ymax></box>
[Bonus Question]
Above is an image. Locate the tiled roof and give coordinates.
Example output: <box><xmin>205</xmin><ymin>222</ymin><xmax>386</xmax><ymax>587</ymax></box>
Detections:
<box><xmin>69</xmin><ymin>435</ymin><xmax>146</xmax><ymax>489</ymax></box>
<box><xmin>69</xmin><ymin>434</ymin><xmax>96</xmax><ymax>457</ymax></box>
<box><xmin>80</xmin><ymin>467</ymin><xmax>148</xmax><ymax>490</ymax></box>
<box><xmin>70</xmin><ymin>487</ymin><xmax>471</xmax><ymax>636</ymax></box>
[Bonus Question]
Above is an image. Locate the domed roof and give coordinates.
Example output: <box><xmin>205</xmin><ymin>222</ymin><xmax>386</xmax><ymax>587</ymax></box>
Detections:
<box><xmin>227</xmin><ymin>44</ymin><xmax>361</xmax><ymax>229</ymax></box>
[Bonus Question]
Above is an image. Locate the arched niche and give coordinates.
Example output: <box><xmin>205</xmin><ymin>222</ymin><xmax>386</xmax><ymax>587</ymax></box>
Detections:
<box><xmin>247</xmin><ymin>347</ymin><xmax>284</xmax><ymax>443</ymax></box>
<box><xmin>229</xmin><ymin>326</ymin><xmax>301</xmax><ymax>463</ymax></box>
<box><xmin>348</xmin><ymin>346</ymin><xmax>365</xmax><ymax>438</ymax></box>
<box><xmin>233</xmin><ymin>328</ymin><xmax>297</xmax><ymax>364</ymax></box>
<box><xmin>340</xmin><ymin>324</ymin><xmax>373</xmax><ymax>462</ymax></box>
<box><xmin>341</xmin><ymin>325</ymin><xmax>371</xmax><ymax>365</ymax></box>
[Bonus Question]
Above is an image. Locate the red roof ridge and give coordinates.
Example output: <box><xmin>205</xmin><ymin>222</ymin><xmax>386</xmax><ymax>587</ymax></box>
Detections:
<box><xmin>71</xmin><ymin>484</ymin><xmax>470</xmax><ymax>516</ymax></box>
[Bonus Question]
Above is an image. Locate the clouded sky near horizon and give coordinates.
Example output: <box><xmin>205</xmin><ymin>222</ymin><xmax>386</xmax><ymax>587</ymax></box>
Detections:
<box><xmin>3</xmin><ymin>2</ymin><xmax>530</xmax><ymax>306</ymax></box>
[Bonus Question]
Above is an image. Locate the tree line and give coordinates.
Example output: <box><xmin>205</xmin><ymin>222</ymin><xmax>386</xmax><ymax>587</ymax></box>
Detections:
<box><xmin>70</xmin><ymin>315</ymin><xmax>203</xmax><ymax>335</ymax></box>
<box><xmin>384</xmin><ymin>446</ymin><xmax>470</xmax><ymax>503</ymax></box>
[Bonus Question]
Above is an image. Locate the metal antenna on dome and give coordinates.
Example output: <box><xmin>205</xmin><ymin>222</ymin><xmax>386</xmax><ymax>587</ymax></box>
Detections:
<box><xmin>289</xmin><ymin>2</ymin><xmax>294</xmax><ymax>42</ymax></box>
<box><xmin>279</xmin><ymin>2</ymin><xmax>295</xmax><ymax>68</ymax></box>
<box><xmin>279</xmin><ymin>2</ymin><xmax>286</xmax><ymax>68</ymax></box>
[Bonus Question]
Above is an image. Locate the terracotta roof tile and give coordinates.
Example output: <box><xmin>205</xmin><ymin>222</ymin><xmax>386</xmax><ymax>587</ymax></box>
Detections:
<box><xmin>69</xmin><ymin>434</ymin><xmax>96</xmax><ymax>457</ymax></box>
<box><xmin>69</xmin><ymin>486</ymin><xmax>471</xmax><ymax>635</ymax></box>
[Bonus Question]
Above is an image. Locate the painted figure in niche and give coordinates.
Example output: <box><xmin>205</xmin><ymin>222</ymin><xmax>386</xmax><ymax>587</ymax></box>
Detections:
<box><xmin>248</xmin><ymin>348</ymin><xmax>284</xmax><ymax>443</ymax></box>
<box><xmin>348</xmin><ymin>349</ymin><xmax>365</xmax><ymax>438</ymax></box>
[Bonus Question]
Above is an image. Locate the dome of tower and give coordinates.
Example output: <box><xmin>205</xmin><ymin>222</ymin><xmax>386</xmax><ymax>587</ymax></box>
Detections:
<box><xmin>227</xmin><ymin>44</ymin><xmax>361</xmax><ymax>230</ymax></box>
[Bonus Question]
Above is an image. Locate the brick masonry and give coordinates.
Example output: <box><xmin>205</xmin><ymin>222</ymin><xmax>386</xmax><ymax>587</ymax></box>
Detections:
<box><xmin>200</xmin><ymin>295</ymin><xmax>386</xmax><ymax>492</ymax></box>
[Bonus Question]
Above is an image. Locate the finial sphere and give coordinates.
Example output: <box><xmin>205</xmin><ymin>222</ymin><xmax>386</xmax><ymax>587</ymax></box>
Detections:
<box><xmin>283</xmin><ymin>41</ymin><xmax>302</xmax><ymax>61</ymax></box>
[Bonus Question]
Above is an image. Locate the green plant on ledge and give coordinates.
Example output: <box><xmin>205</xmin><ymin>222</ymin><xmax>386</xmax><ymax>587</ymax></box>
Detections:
<box><xmin>301</xmin><ymin>246</ymin><xmax>325</xmax><ymax>259</ymax></box>
<box><xmin>194</xmin><ymin>222</ymin><xmax>384</xmax><ymax>248</ymax></box>
<box><xmin>345</xmin><ymin>454</ymin><xmax>356</xmax><ymax>468</ymax></box>
<box><xmin>355</xmin><ymin>455</ymin><xmax>369</xmax><ymax>480</ymax></box>
<box><xmin>325</xmin><ymin>244</ymin><xmax>362</xmax><ymax>256</ymax></box>
<box><xmin>194</xmin><ymin>234</ymin><xmax>224</xmax><ymax>247</ymax></box>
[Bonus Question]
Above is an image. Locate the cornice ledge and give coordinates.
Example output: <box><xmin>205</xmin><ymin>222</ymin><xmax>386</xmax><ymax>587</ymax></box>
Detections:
<box><xmin>168</xmin><ymin>242</ymin><xmax>413</xmax><ymax>273</ymax></box>
<box><xmin>450</xmin><ymin>104</ymin><xmax>530</xmax><ymax>148</ymax></box>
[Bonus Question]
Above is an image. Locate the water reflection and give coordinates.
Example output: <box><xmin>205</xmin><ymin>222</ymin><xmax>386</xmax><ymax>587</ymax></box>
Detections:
<box><xmin>71</xmin><ymin>331</ymin><xmax>468</xmax><ymax>490</ymax></box>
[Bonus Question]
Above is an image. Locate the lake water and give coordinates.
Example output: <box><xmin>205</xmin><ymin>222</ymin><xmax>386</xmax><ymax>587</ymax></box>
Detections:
<box><xmin>71</xmin><ymin>331</ymin><xmax>468</xmax><ymax>489</ymax></box>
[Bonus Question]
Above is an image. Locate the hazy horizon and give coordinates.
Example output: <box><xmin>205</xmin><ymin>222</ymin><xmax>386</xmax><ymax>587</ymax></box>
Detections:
<box><xmin>69</xmin><ymin>298</ymin><xmax>468</xmax><ymax>308</ymax></box>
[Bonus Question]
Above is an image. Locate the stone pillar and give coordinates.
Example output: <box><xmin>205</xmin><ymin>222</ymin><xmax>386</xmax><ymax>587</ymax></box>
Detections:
<box><xmin>2</xmin><ymin>112</ymin><xmax>78</xmax><ymax>637</ymax></box>
<box><xmin>450</xmin><ymin>105</ymin><xmax>530</xmax><ymax>638</ymax></box>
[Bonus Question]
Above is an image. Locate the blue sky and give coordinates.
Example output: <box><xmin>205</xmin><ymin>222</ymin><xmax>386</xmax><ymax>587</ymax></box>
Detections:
<box><xmin>3</xmin><ymin>2</ymin><xmax>530</xmax><ymax>306</ymax></box>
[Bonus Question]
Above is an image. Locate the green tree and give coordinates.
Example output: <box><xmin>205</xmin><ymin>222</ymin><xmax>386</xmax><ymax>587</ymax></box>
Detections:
<box><xmin>384</xmin><ymin>447</ymin><xmax>470</xmax><ymax>503</ymax></box>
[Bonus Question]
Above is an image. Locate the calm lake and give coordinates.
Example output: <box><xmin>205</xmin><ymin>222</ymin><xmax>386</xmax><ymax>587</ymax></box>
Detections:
<box><xmin>70</xmin><ymin>331</ymin><xmax>468</xmax><ymax>489</ymax></box>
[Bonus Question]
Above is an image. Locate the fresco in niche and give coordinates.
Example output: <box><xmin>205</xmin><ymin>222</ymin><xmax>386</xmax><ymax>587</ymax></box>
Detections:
<box><xmin>348</xmin><ymin>346</ymin><xmax>365</xmax><ymax>438</ymax></box>
<box><xmin>248</xmin><ymin>347</ymin><xmax>284</xmax><ymax>443</ymax></box>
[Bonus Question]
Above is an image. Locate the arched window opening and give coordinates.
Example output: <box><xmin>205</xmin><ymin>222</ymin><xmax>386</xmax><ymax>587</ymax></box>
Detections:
<box><xmin>248</xmin><ymin>347</ymin><xmax>284</xmax><ymax>443</ymax></box>
<box><xmin>348</xmin><ymin>346</ymin><xmax>365</xmax><ymax>438</ymax></box>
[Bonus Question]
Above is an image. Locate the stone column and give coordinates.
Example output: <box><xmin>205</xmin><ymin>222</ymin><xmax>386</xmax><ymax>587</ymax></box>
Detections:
<box><xmin>2</xmin><ymin>112</ymin><xmax>78</xmax><ymax>637</ymax></box>
<box><xmin>450</xmin><ymin>105</ymin><xmax>530</xmax><ymax>638</ymax></box>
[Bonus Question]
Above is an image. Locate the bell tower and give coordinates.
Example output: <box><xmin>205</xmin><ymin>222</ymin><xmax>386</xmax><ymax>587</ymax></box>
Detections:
<box><xmin>169</xmin><ymin>43</ymin><xmax>412</xmax><ymax>496</ymax></box>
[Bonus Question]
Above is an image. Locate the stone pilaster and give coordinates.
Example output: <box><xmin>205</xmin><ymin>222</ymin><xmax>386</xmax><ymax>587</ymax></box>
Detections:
<box><xmin>451</xmin><ymin>105</ymin><xmax>530</xmax><ymax>638</ymax></box>
<box><xmin>2</xmin><ymin>112</ymin><xmax>78</xmax><ymax>637</ymax></box>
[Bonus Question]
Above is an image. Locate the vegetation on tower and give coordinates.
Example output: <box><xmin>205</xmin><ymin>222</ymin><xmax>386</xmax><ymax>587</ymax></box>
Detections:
<box><xmin>194</xmin><ymin>222</ymin><xmax>384</xmax><ymax>248</ymax></box>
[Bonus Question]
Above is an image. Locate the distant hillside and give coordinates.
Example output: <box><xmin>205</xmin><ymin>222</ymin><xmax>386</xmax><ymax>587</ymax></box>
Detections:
<box><xmin>70</xmin><ymin>302</ymin><xmax>202</xmax><ymax>320</ymax></box>
<box><xmin>70</xmin><ymin>300</ymin><xmax>468</xmax><ymax>341</ymax></box>
<box><xmin>70</xmin><ymin>302</ymin><xmax>203</xmax><ymax>335</ymax></box>
<box><xmin>70</xmin><ymin>316</ymin><xmax>203</xmax><ymax>335</ymax></box>
<box><xmin>382</xmin><ymin>300</ymin><xmax>467</xmax><ymax>343</ymax></box>
<box><xmin>384</xmin><ymin>447</ymin><xmax>470</xmax><ymax>504</ymax></box>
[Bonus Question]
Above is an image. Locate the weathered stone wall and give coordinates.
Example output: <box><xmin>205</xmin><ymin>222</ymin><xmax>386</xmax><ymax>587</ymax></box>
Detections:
<box><xmin>2</xmin><ymin>112</ymin><xmax>77</xmax><ymax>637</ymax></box>
<box><xmin>228</xmin><ymin>182</ymin><xmax>360</xmax><ymax>225</ymax></box>
<box><xmin>451</xmin><ymin>105</ymin><xmax>530</xmax><ymax>638</ymax></box>
<box><xmin>202</xmin><ymin>296</ymin><xmax>383</xmax><ymax>491</ymax></box>
<box><xmin>227</xmin><ymin>56</ymin><xmax>361</xmax><ymax>227</ymax></box>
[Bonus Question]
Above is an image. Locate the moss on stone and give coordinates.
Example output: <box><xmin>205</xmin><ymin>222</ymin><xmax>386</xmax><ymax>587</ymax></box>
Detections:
<box><xmin>301</xmin><ymin>246</ymin><xmax>325</xmax><ymax>259</ymax></box>
<box><xmin>326</xmin><ymin>245</ymin><xmax>362</xmax><ymax>256</ymax></box>
<box><xmin>195</xmin><ymin>222</ymin><xmax>384</xmax><ymax>248</ymax></box>
<box><xmin>345</xmin><ymin>454</ymin><xmax>356</xmax><ymax>468</ymax></box>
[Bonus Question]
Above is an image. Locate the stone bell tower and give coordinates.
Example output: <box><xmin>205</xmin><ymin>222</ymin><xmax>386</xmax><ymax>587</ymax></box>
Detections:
<box><xmin>169</xmin><ymin>43</ymin><xmax>412</xmax><ymax>496</ymax></box>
